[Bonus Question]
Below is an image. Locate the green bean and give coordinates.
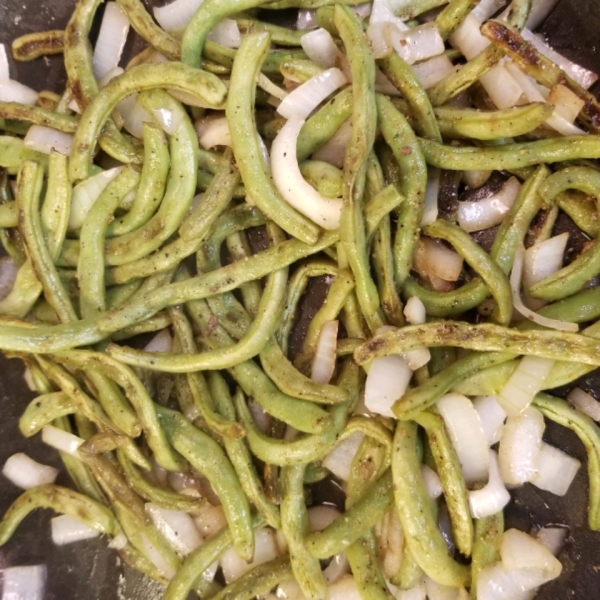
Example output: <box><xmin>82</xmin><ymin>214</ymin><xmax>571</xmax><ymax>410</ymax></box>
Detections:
<box><xmin>533</xmin><ymin>393</ymin><xmax>600</xmax><ymax>529</ymax></box>
<box><xmin>280</xmin><ymin>58</ymin><xmax>325</xmax><ymax>83</ymax></box>
<box><xmin>226</xmin><ymin>32</ymin><xmax>320</xmax><ymax>244</ymax></box>
<box><xmin>392</xmin><ymin>421</ymin><xmax>470</xmax><ymax>587</ymax></box>
<box><xmin>556</xmin><ymin>189</ymin><xmax>598</xmax><ymax>238</ymax></box>
<box><xmin>0</xmin><ymin>136</ymin><xmax>48</xmax><ymax>172</ymax></box>
<box><xmin>281</xmin><ymin>462</ymin><xmax>327</xmax><ymax>599</ymax></box>
<box><xmin>377</xmin><ymin>94</ymin><xmax>428</xmax><ymax>288</ymax></box>
<box><xmin>0</xmin><ymin>484</ymin><xmax>114</xmax><ymax>546</ymax></box>
<box><xmin>0</xmin><ymin>201</ymin><xmax>17</xmax><ymax>228</ymax></box>
<box><xmin>471</xmin><ymin>512</ymin><xmax>504</xmax><ymax>598</ymax></box>
<box><xmin>435</xmin><ymin>0</ymin><xmax>478</xmax><ymax>39</ymax></box>
<box><xmin>12</xmin><ymin>29</ymin><xmax>64</xmax><ymax>60</ymax></box>
<box><xmin>299</xmin><ymin>160</ymin><xmax>344</xmax><ymax>199</ymax></box>
<box><xmin>80</xmin><ymin>431</ymin><xmax>150</xmax><ymax>471</ymax></box>
<box><xmin>435</xmin><ymin>103</ymin><xmax>554</xmax><ymax>140</ymax></box>
<box><xmin>211</xmin><ymin>556</ymin><xmax>292</xmax><ymax>600</ymax></box>
<box><xmin>424</xmin><ymin>219</ymin><xmax>512</xmax><ymax>325</ymax></box>
<box><xmin>414</xmin><ymin>411</ymin><xmax>473</xmax><ymax>558</ymax></box>
<box><xmin>379</xmin><ymin>53</ymin><xmax>441</xmax><ymax>142</ymax></box>
<box><xmin>164</xmin><ymin>515</ymin><xmax>265</xmax><ymax>600</ymax></box>
<box><xmin>365</xmin><ymin>184</ymin><xmax>405</xmax><ymax>239</ymax></box>
<box><xmin>19</xmin><ymin>391</ymin><xmax>76</xmax><ymax>436</ymax></box>
<box><xmin>347</xmin><ymin>531</ymin><xmax>395</xmax><ymax>599</ymax></box>
<box><xmin>156</xmin><ymin>404</ymin><xmax>255</xmax><ymax>560</ymax></box>
<box><xmin>236</xmin><ymin>17</ymin><xmax>305</xmax><ymax>46</ymax></box>
<box><xmin>307</xmin><ymin>469</ymin><xmax>394</xmax><ymax>558</ymax></box>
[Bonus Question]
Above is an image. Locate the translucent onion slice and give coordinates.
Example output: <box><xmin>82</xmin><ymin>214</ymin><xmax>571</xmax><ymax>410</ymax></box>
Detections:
<box><xmin>24</xmin><ymin>125</ymin><xmax>73</xmax><ymax>156</ymax></box>
<box><xmin>307</xmin><ymin>505</ymin><xmax>341</xmax><ymax>532</ymax></box>
<box><xmin>477</xmin><ymin>562</ymin><xmax>553</xmax><ymax>600</ymax></box>
<box><xmin>567</xmin><ymin>387</ymin><xmax>600</xmax><ymax>421</ymax></box>
<box><xmin>323</xmin><ymin>552</ymin><xmax>351</xmax><ymax>584</ymax></box>
<box><xmin>0</xmin><ymin>44</ymin><xmax>9</xmax><ymax>79</ymax></box>
<box><xmin>471</xmin><ymin>0</ymin><xmax>508</xmax><ymax>22</ymax></box>
<box><xmin>51</xmin><ymin>514</ymin><xmax>100</xmax><ymax>545</ymax></box>
<box><xmin>468</xmin><ymin>450</ymin><xmax>511</xmax><ymax>519</ymax></box>
<box><xmin>421</xmin><ymin>167</ymin><xmax>440</xmax><ymax>227</ymax></box>
<box><xmin>329</xmin><ymin>575</ymin><xmax>370</xmax><ymax>600</ymax></box>
<box><xmin>389</xmin><ymin>23</ymin><xmax>445</xmax><ymax>66</ymax></box>
<box><xmin>526</xmin><ymin>0</ymin><xmax>561</xmax><ymax>30</ymax></box>
<box><xmin>143</xmin><ymin>328</ymin><xmax>173</xmax><ymax>353</ymax></box>
<box><xmin>322</xmin><ymin>431</ymin><xmax>364</xmax><ymax>481</ymax></box>
<box><xmin>425</xmin><ymin>577</ymin><xmax>462</xmax><ymax>600</ymax></box>
<box><xmin>271</xmin><ymin>116</ymin><xmax>342</xmax><ymax>230</ymax></box>
<box><xmin>472</xmin><ymin>395</ymin><xmax>507</xmax><ymax>446</ymax></box>
<box><xmin>536</xmin><ymin>526</ymin><xmax>568</xmax><ymax>556</ymax></box>
<box><xmin>421</xmin><ymin>464</ymin><xmax>443</xmax><ymax>499</ymax></box>
<box><xmin>0</xmin><ymin>256</ymin><xmax>19</xmax><ymax>301</ymax></box>
<box><xmin>145</xmin><ymin>503</ymin><xmax>202</xmax><ymax>556</ymax></box>
<box><xmin>108</xmin><ymin>531</ymin><xmax>129</xmax><ymax>550</ymax></box>
<box><xmin>501</xmin><ymin>528</ymin><xmax>563</xmax><ymax>579</ymax></box>
<box><xmin>498</xmin><ymin>353</ymin><xmax>555</xmax><ymax>417</ymax></box>
<box><xmin>2</xmin><ymin>565</ymin><xmax>46</xmax><ymax>600</ymax></box>
<box><xmin>196</xmin><ymin>116</ymin><xmax>231</xmax><ymax>150</ymax></box>
<box><xmin>411</xmin><ymin>54</ymin><xmax>457</xmax><ymax>90</ymax></box>
<box><xmin>301</xmin><ymin>28</ymin><xmax>341</xmax><ymax>69</ymax></box>
<box><xmin>498</xmin><ymin>407</ymin><xmax>545</xmax><ymax>486</ymax></box>
<box><xmin>436</xmin><ymin>393</ymin><xmax>490</xmax><ymax>486</ymax></box>
<box><xmin>277</xmin><ymin>68</ymin><xmax>347</xmax><ymax>120</ymax></box>
<box><xmin>449</xmin><ymin>14</ymin><xmax>491</xmax><ymax>60</ymax></box>
<box><xmin>2</xmin><ymin>453</ymin><xmax>59</xmax><ymax>490</ymax></box>
<box><xmin>297</xmin><ymin>9</ymin><xmax>318</xmax><ymax>30</ymax></box>
<box><xmin>0</xmin><ymin>78</ymin><xmax>38</xmax><ymax>105</ymax></box>
<box><xmin>531</xmin><ymin>442</ymin><xmax>580</xmax><ymax>496</ymax></box>
<box><xmin>404</xmin><ymin>296</ymin><xmax>426</xmax><ymax>325</ymax></box>
<box><xmin>547</xmin><ymin>84</ymin><xmax>585</xmax><ymax>123</ymax></box>
<box><xmin>311</xmin><ymin>319</ymin><xmax>338</xmax><ymax>384</ymax></box>
<box><xmin>364</xmin><ymin>355</ymin><xmax>412</xmax><ymax>418</ymax></box>
<box><xmin>220</xmin><ymin>528</ymin><xmax>279</xmax><ymax>583</ymax></box>
<box><xmin>312</xmin><ymin>118</ymin><xmax>352</xmax><ymax>168</ymax></box>
<box><xmin>207</xmin><ymin>19</ymin><xmax>241</xmax><ymax>49</ymax></box>
<box><xmin>153</xmin><ymin>0</ymin><xmax>203</xmax><ymax>32</ymax></box>
<box><xmin>92</xmin><ymin>2</ymin><xmax>130</xmax><ymax>80</ymax></box>
<box><xmin>41</xmin><ymin>425</ymin><xmax>84</xmax><ymax>457</ymax></box>
<box><xmin>522</xmin><ymin>232</ymin><xmax>568</xmax><ymax>290</ymax></box>
<box><xmin>457</xmin><ymin>176</ymin><xmax>521</xmax><ymax>233</ymax></box>
<box><xmin>413</xmin><ymin>236</ymin><xmax>464</xmax><ymax>283</ymax></box>
<box><xmin>479</xmin><ymin>64</ymin><xmax>523</xmax><ymax>109</ymax></box>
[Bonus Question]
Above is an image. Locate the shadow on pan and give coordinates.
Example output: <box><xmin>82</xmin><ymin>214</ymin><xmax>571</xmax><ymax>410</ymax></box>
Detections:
<box><xmin>0</xmin><ymin>0</ymin><xmax>599</xmax><ymax>598</ymax></box>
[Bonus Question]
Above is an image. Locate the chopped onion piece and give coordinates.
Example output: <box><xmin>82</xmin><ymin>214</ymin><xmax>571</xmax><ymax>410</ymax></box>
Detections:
<box><xmin>24</xmin><ymin>125</ymin><xmax>73</xmax><ymax>156</ymax></box>
<box><xmin>531</xmin><ymin>442</ymin><xmax>580</xmax><ymax>496</ymax></box>
<box><xmin>501</xmin><ymin>528</ymin><xmax>563</xmax><ymax>578</ymax></box>
<box><xmin>92</xmin><ymin>2</ymin><xmax>130</xmax><ymax>80</ymax></box>
<box><xmin>2</xmin><ymin>453</ymin><xmax>59</xmax><ymax>490</ymax></box>
<box><xmin>277</xmin><ymin>68</ymin><xmax>347</xmax><ymax>120</ymax></box>
<box><xmin>389</xmin><ymin>23</ymin><xmax>445</xmax><ymax>65</ymax></box>
<box><xmin>521</xmin><ymin>28</ymin><xmax>598</xmax><ymax>90</ymax></box>
<box><xmin>414</xmin><ymin>236</ymin><xmax>464</xmax><ymax>283</ymax></box>
<box><xmin>421</xmin><ymin>167</ymin><xmax>440</xmax><ymax>227</ymax></box>
<box><xmin>352</xmin><ymin>2</ymin><xmax>372</xmax><ymax>18</ymax></box>
<box><xmin>450</xmin><ymin>14</ymin><xmax>490</xmax><ymax>60</ymax></box>
<box><xmin>511</xmin><ymin>244</ymin><xmax>578</xmax><ymax>332</ymax></box>
<box><xmin>207</xmin><ymin>19</ymin><xmax>241</xmax><ymax>48</ymax></box>
<box><xmin>480</xmin><ymin>64</ymin><xmax>524</xmax><ymax>109</ymax></box>
<box><xmin>195</xmin><ymin>116</ymin><xmax>231</xmax><ymax>150</ymax></box>
<box><xmin>301</xmin><ymin>28</ymin><xmax>341</xmax><ymax>69</ymax></box>
<box><xmin>311</xmin><ymin>320</ymin><xmax>338</xmax><ymax>383</ymax></box>
<box><xmin>477</xmin><ymin>561</ymin><xmax>553</xmax><ymax>600</ymax></box>
<box><xmin>536</xmin><ymin>526</ymin><xmax>567</xmax><ymax>556</ymax></box>
<box><xmin>329</xmin><ymin>575</ymin><xmax>367</xmax><ymax>600</ymax></box>
<box><xmin>364</xmin><ymin>355</ymin><xmax>412</xmax><ymax>418</ymax></box>
<box><xmin>140</xmin><ymin>533</ymin><xmax>177</xmax><ymax>580</ymax></box>
<box><xmin>323</xmin><ymin>432</ymin><xmax>364</xmax><ymax>481</ymax></box>
<box><xmin>526</xmin><ymin>0</ymin><xmax>561</xmax><ymax>29</ymax></box>
<box><xmin>0</xmin><ymin>44</ymin><xmax>8</xmax><ymax>80</ymax></box>
<box><xmin>374</xmin><ymin>69</ymin><xmax>402</xmax><ymax>96</ymax></box>
<box><xmin>0</xmin><ymin>257</ymin><xmax>18</xmax><ymax>301</ymax></box>
<box><xmin>297</xmin><ymin>9</ymin><xmax>318</xmax><ymax>30</ymax></box>
<box><xmin>150</xmin><ymin>106</ymin><xmax>183</xmax><ymax>136</ymax></box>
<box><xmin>458</xmin><ymin>176</ymin><xmax>521</xmax><ymax>233</ymax></box>
<box><xmin>2</xmin><ymin>565</ymin><xmax>46</xmax><ymax>600</ymax></box>
<box><xmin>498</xmin><ymin>354</ymin><xmax>555</xmax><ymax>417</ymax></box>
<box><xmin>411</xmin><ymin>54</ymin><xmax>457</xmax><ymax>89</ymax></box>
<box><xmin>143</xmin><ymin>328</ymin><xmax>173</xmax><ymax>353</ymax></box>
<box><xmin>367</xmin><ymin>22</ymin><xmax>395</xmax><ymax>59</ymax></box>
<box><xmin>404</xmin><ymin>296</ymin><xmax>426</xmax><ymax>325</ymax></box>
<box><xmin>271</xmin><ymin>117</ymin><xmax>342</xmax><ymax>229</ymax></box>
<box><xmin>51</xmin><ymin>514</ymin><xmax>100</xmax><ymax>545</ymax></box>
<box><xmin>323</xmin><ymin>552</ymin><xmax>350</xmax><ymax>584</ymax></box>
<box><xmin>402</xmin><ymin>347</ymin><xmax>431</xmax><ymax>371</ymax></box>
<box><xmin>436</xmin><ymin>393</ymin><xmax>490</xmax><ymax>486</ymax></box>
<box><xmin>421</xmin><ymin>464</ymin><xmax>443</xmax><ymax>499</ymax></box>
<box><xmin>522</xmin><ymin>232</ymin><xmax>568</xmax><ymax>290</ymax></box>
<box><xmin>221</xmin><ymin>528</ymin><xmax>279</xmax><ymax>583</ymax></box>
<box><xmin>547</xmin><ymin>84</ymin><xmax>585</xmax><ymax>123</ymax></box>
<box><xmin>498</xmin><ymin>407</ymin><xmax>545</xmax><ymax>486</ymax></box>
<box><xmin>468</xmin><ymin>450</ymin><xmax>511</xmax><ymax>519</ymax></box>
<box><xmin>153</xmin><ymin>0</ymin><xmax>203</xmax><ymax>32</ymax></box>
<box><xmin>425</xmin><ymin>577</ymin><xmax>461</xmax><ymax>600</ymax></box>
<box><xmin>116</xmin><ymin>94</ymin><xmax>152</xmax><ymax>138</ymax></box>
<box><xmin>145</xmin><ymin>503</ymin><xmax>202</xmax><ymax>556</ymax></box>
<box><xmin>473</xmin><ymin>396</ymin><xmax>507</xmax><ymax>446</ymax></box>
<box><xmin>567</xmin><ymin>387</ymin><xmax>600</xmax><ymax>421</ymax></box>
<box><xmin>368</xmin><ymin>0</ymin><xmax>408</xmax><ymax>40</ymax></box>
<box><xmin>0</xmin><ymin>78</ymin><xmax>38</xmax><ymax>105</ymax></box>
<box><xmin>108</xmin><ymin>531</ymin><xmax>129</xmax><ymax>550</ymax></box>
<box><xmin>471</xmin><ymin>0</ymin><xmax>508</xmax><ymax>22</ymax></box>
<box><xmin>41</xmin><ymin>425</ymin><xmax>84</xmax><ymax>457</ymax></box>
<box><xmin>308</xmin><ymin>505</ymin><xmax>341</xmax><ymax>532</ymax></box>
<box><xmin>192</xmin><ymin>503</ymin><xmax>227</xmax><ymax>539</ymax></box>
<box><xmin>312</xmin><ymin>118</ymin><xmax>352</xmax><ymax>168</ymax></box>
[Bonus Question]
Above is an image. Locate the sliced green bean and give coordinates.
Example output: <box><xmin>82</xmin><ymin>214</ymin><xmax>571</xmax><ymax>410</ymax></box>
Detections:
<box><xmin>435</xmin><ymin>0</ymin><xmax>479</xmax><ymax>39</ymax></box>
<box><xmin>347</xmin><ymin>531</ymin><xmax>395</xmax><ymax>600</ymax></box>
<box><xmin>19</xmin><ymin>391</ymin><xmax>76</xmax><ymax>436</ymax></box>
<box><xmin>471</xmin><ymin>512</ymin><xmax>504</xmax><ymax>598</ymax></box>
<box><xmin>12</xmin><ymin>30</ymin><xmax>64</xmax><ymax>60</ymax></box>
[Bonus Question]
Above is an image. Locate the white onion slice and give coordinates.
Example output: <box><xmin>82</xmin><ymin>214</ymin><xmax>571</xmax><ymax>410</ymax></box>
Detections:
<box><xmin>24</xmin><ymin>125</ymin><xmax>73</xmax><ymax>156</ymax></box>
<box><xmin>69</xmin><ymin>166</ymin><xmax>124</xmax><ymax>231</ymax></box>
<box><xmin>195</xmin><ymin>116</ymin><xmax>231</xmax><ymax>150</ymax></box>
<box><xmin>145</xmin><ymin>503</ymin><xmax>202</xmax><ymax>556</ymax></box>
<box><xmin>0</xmin><ymin>44</ymin><xmax>8</xmax><ymax>80</ymax></box>
<box><xmin>301</xmin><ymin>29</ymin><xmax>341</xmax><ymax>69</ymax></box>
<box><xmin>364</xmin><ymin>355</ymin><xmax>412</xmax><ymax>418</ymax></box>
<box><xmin>352</xmin><ymin>2</ymin><xmax>372</xmax><ymax>18</ymax></box>
<box><xmin>140</xmin><ymin>533</ymin><xmax>177</xmax><ymax>580</ymax></box>
<box><xmin>368</xmin><ymin>0</ymin><xmax>409</xmax><ymax>44</ymax></box>
<box><xmin>522</xmin><ymin>232</ymin><xmax>568</xmax><ymax>290</ymax></box>
<box><xmin>498</xmin><ymin>407</ymin><xmax>545</xmax><ymax>486</ymax></box>
<box><xmin>374</xmin><ymin>69</ymin><xmax>402</xmax><ymax>96</ymax></box>
<box><xmin>421</xmin><ymin>464</ymin><xmax>443</xmax><ymax>499</ymax></box>
<box><xmin>450</xmin><ymin>14</ymin><xmax>491</xmax><ymax>60</ymax></box>
<box><xmin>510</xmin><ymin>245</ymin><xmax>578</xmax><ymax>332</ymax></box>
<box><xmin>413</xmin><ymin>236</ymin><xmax>464</xmax><ymax>283</ymax></box>
<box><xmin>277</xmin><ymin>68</ymin><xmax>347</xmax><ymax>120</ymax></box>
<box><xmin>150</xmin><ymin>105</ymin><xmax>183</xmax><ymax>136</ymax></box>
<box><xmin>2</xmin><ymin>565</ymin><xmax>46</xmax><ymax>600</ymax></box>
<box><xmin>436</xmin><ymin>393</ymin><xmax>490</xmax><ymax>486</ymax></box>
<box><xmin>207</xmin><ymin>19</ymin><xmax>241</xmax><ymax>49</ymax></box>
<box><xmin>468</xmin><ymin>450</ymin><xmax>511</xmax><ymax>519</ymax></box>
<box><xmin>323</xmin><ymin>552</ymin><xmax>351</xmax><ymax>585</ymax></box>
<box><xmin>328</xmin><ymin>575</ymin><xmax>364</xmax><ymax>600</ymax></box>
<box><xmin>389</xmin><ymin>23</ymin><xmax>445</xmax><ymax>66</ymax></box>
<box><xmin>92</xmin><ymin>2</ymin><xmax>130</xmax><ymax>80</ymax></box>
<box><xmin>308</xmin><ymin>505</ymin><xmax>341</xmax><ymax>532</ymax></box>
<box><xmin>311</xmin><ymin>320</ymin><xmax>338</xmax><ymax>384</ymax></box>
<box><xmin>472</xmin><ymin>395</ymin><xmax>507</xmax><ymax>446</ymax></box>
<box><xmin>192</xmin><ymin>503</ymin><xmax>227</xmax><ymax>539</ymax></box>
<box><xmin>498</xmin><ymin>354</ymin><xmax>555</xmax><ymax>417</ymax></box>
<box><xmin>41</xmin><ymin>425</ymin><xmax>84</xmax><ymax>457</ymax></box>
<box><xmin>51</xmin><ymin>514</ymin><xmax>100</xmax><ymax>545</ymax></box>
<box><xmin>297</xmin><ymin>9</ymin><xmax>318</xmax><ymax>30</ymax></box>
<box><xmin>477</xmin><ymin>561</ymin><xmax>553</xmax><ymax>600</ymax></box>
<box><xmin>547</xmin><ymin>84</ymin><xmax>585</xmax><ymax>123</ymax></box>
<box><xmin>425</xmin><ymin>577</ymin><xmax>461</xmax><ymax>600</ymax></box>
<box><xmin>536</xmin><ymin>526</ymin><xmax>567</xmax><ymax>556</ymax></box>
<box><xmin>501</xmin><ymin>528</ymin><xmax>563</xmax><ymax>579</ymax></box>
<box><xmin>531</xmin><ymin>442</ymin><xmax>580</xmax><ymax>496</ymax></box>
<box><xmin>323</xmin><ymin>431</ymin><xmax>364</xmax><ymax>481</ymax></box>
<box><xmin>221</xmin><ymin>528</ymin><xmax>279</xmax><ymax>583</ymax></box>
<box><xmin>479</xmin><ymin>64</ymin><xmax>524</xmax><ymax>110</ymax></box>
<box><xmin>521</xmin><ymin>28</ymin><xmax>597</xmax><ymax>90</ymax></box>
<box><xmin>458</xmin><ymin>176</ymin><xmax>521</xmax><ymax>233</ymax></box>
<box><xmin>471</xmin><ymin>0</ymin><xmax>508</xmax><ymax>22</ymax></box>
<box><xmin>404</xmin><ymin>296</ymin><xmax>426</xmax><ymax>325</ymax></box>
<box><xmin>271</xmin><ymin>117</ymin><xmax>342</xmax><ymax>230</ymax></box>
<box><xmin>0</xmin><ymin>257</ymin><xmax>19</xmax><ymax>302</ymax></box>
<box><xmin>567</xmin><ymin>387</ymin><xmax>600</xmax><ymax>421</ymax></box>
<box><xmin>143</xmin><ymin>328</ymin><xmax>173</xmax><ymax>353</ymax></box>
<box><xmin>2</xmin><ymin>453</ymin><xmax>59</xmax><ymax>490</ymax></box>
<box><xmin>526</xmin><ymin>0</ymin><xmax>561</xmax><ymax>29</ymax></box>
<box><xmin>312</xmin><ymin>118</ymin><xmax>352</xmax><ymax>168</ymax></box>
<box><xmin>0</xmin><ymin>78</ymin><xmax>38</xmax><ymax>105</ymax></box>
<box><xmin>153</xmin><ymin>0</ymin><xmax>203</xmax><ymax>32</ymax></box>
<box><xmin>108</xmin><ymin>531</ymin><xmax>129</xmax><ymax>550</ymax></box>
<box><xmin>421</xmin><ymin>167</ymin><xmax>440</xmax><ymax>227</ymax></box>
<box><xmin>411</xmin><ymin>54</ymin><xmax>457</xmax><ymax>90</ymax></box>
<box><xmin>116</xmin><ymin>94</ymin><xmax>152</xmax><ymax>138</ymax></box>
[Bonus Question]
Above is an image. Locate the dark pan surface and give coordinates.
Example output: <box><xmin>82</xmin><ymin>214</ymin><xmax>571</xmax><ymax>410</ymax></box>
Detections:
<box><xmin>1</xmin><ymin>0</ymin><xmax>600</xmax><ymax>598</ymax></box>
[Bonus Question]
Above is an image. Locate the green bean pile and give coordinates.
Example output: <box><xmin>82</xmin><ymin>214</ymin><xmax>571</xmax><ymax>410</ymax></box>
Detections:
<box><xmin>2</xmin><ymin>0</ymin><xmax>600</xmax><ymax>598</ymax></box>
